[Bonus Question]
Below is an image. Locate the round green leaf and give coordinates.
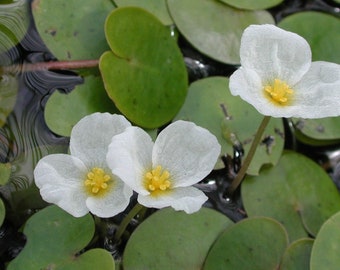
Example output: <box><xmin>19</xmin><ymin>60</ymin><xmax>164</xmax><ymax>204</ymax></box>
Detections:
<box><xmin>100</xmin><ymin>7</ymin><xmax>187</xmax><ymax>128</ymax></box>
<box><xmin>0</xmin><ymin>198</ymin><xmax>5</xmax><ymax>226</ymax></box>
<box><xmin>311</xmin><ymin>211</ymin><xmax>340</xmax><ymax>270</ymax></box>
<box><xmin>0</xmin><ymin>0</ymin><xmax>29</xmax><ymax>54</ymax></box>
<box><xmin>45</xmin><ymin>75</ymin><xmax>119</xmax><ymax>137</ymax></box>
<box><xmin>292</xmin><ymin>117</ymin><xmax>340</xmax><ymax>145</ymax></box>
<box><xmin>218</xmin><ymin>0</ymin><xmax>283</xmax><ymax>10</ymax></box>
<box><xmin>278</xmin><ymin>12</ymin><xmax>340</xmax><ymax>63</ymax></box>
<box><xmin>167</xmin><ymin>0</ymin><xmax>274</xmax><ymax>64</ymax></box>
<box><xmin>7</xmin><ymin>205</ymin><xmax>115</xmax><ymax>270</ymax></box>
<box><xmin>32</xmin><ymin>0</ymin><xmax>114</xmax><ymax>60</ymax></box>
<box><xmin>0</xmin><ymin>162</ymin><xmax>11</xmax><ymax>185</ymax></box>
<box><xmin>0</xmin><ymin>74</ymin><xmax>18</xmax><ymax>127</ymax></box>
<box><xmin>204</xmin><ymin>217</ymin><xmax>289</xmax><ymax>270</ymax></box>
<box><xmin>174</xmin><ymin>77</ymin><xmax>284</xmax><ymax>174</ymax></box>
<box><xmin>242</xmin><ymin>151</ymin><xmax>340</xmax><ymax>241</ymax></box>
<box><xmin>280</xmin><ymin>238</ymin><xmax>313</xmax><ymax>270</ymax></box>
<box><xmin>114</xmin><ymin>0</ymin><xmax>173</xmax><ymax>25</ymax></box>
<box><xmin>123</xmin><ymin>207</ymin><xmax>234</xmax><ymax>269</ymax></box>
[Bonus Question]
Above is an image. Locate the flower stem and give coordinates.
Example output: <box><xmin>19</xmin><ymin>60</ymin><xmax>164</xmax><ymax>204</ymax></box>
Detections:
<box><xmin>114</xmin><ymin>203</ymin><xmax>144</xmax><ymax>241</ymax></box>
<box><xmin>228</xmin><ymin>115</ymin><xmax>271</xmax><ymax>195</ymax></box>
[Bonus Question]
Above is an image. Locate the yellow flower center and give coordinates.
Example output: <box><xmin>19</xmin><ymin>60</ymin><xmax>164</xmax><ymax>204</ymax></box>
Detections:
<box><xmin>85</xmin><ymin>167</ymin><xmax>111</xmax><ymax>195</ymax></box>
<box><xmin>144</xmin><ymin>165</ymin><xmax>171</xmax><ymax>194</ymax></box>
<box><xmin>264</xmin><ymin>79</ymin><xmax>294</xmax><ymax>105</ymax></box>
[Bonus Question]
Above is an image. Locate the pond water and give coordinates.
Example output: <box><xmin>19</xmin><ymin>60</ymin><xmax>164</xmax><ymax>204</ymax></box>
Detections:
<box><xmin>0</xmin><ymin>0</ymin><xmax>340</xmax><ymax>268</ymax></box>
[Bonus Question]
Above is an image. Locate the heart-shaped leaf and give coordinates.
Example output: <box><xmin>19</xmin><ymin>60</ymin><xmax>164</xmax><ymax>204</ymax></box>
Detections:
<box><xmin>0</xmin><ymin>198</ymin><xmax>5</xmax><ymax>226</ymax></box>
<box><xmin>7</xmin><ymin>205</ymin><xmax>115</xmax><ymax>270</ymax></box>
<box><xmin>123</xmin><ymin>207</ymin><xmax>233</xmax><ymax>269</ymax></box>
<box><xmin>100</xmin><ymin>7</ymin><xmax>187</xmax><ymax>128</ymax></box>
<box><xmin>242</xmin><ymin>151</ymin><xmax>340</xmax><ymax>241</ymax></box>
<box><xmin>167</xmin><ymin>0</ymin><xmax>274</xmax><ymax>64</ymax></box>
<box><xmin>174</xmin><ymin>77</ymin><xmax>284</xmax><ymax>174</ymax></box>
<box><xmin>45</xmin><ymin>75</ymin><xmax>119</xmax><ymax>137</ymax></box>
<box><xmin>32</xmin><ymin>0</ymin><xmax>115</xmax><ymax>60</ymax></box>
<box><xmin>204</xmin><ymin>217</ymin><xmax>289</xmax><ymax>270</ymax></box>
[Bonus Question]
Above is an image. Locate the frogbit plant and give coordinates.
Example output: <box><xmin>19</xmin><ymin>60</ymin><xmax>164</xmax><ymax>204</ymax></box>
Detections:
<box><xmin>34</xmin><ymin>113</ymin><xmax>133</xmax><ymax>218</ymax></box>
<box><xmin>228</xmin><ymin>24</ymin><xmax>340</xmax><ymax>193</ymax></box>
<box><xmin>106</xmin><ymin>120</ymin><xmax>221</xmax><ymax>214</ymax></box>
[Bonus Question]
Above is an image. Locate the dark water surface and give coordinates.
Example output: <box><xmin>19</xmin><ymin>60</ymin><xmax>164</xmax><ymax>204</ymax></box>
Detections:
<box><xmin>0</xmin><ymin>0</ymin><xmax>340</xmax><ymax>265</ymax></box>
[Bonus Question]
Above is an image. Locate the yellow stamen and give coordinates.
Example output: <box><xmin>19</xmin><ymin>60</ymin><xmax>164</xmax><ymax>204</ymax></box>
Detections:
<box><xmin>264</xmin><ymin>79</ymin><xmax>294</xmax><ymax>105</ymax></box>
<box><xmin>85</xmin><ymin>167</ymin><xmax>111</xmax><ymax>195</ymax></box>
<box><xmin>144</xmin><ymin>165</ymin><xmax>171</xmax><ymax>195</ymax></box>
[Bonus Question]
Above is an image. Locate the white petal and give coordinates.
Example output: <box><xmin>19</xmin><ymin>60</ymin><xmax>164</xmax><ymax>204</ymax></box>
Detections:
<box><xmin>107</xmin><ymin>126</ymin><xmax>153</xmax><ymax>195</ymax></box>
<box><xmin>290</xmin><ymin>61</ymin><xmax>340</xmax><ymax>118</ymax></box>
<box><xmin>70</xmin><ymin>113</ymin><xmax>131</xmax><ymax>167</ymax></box>
<box><xmin>86</xmin><ymin>178</ymin><xmax>132</xmax><ymax>218</ymax></box>
<box><xmin>240</xmin><ymin>24</ymin><xmax>311</xmax><ymax>85</ymax></box>
<box><xmin>34</xmin><ymin>154</ymin><xmax>89</xmax><ymax>217</ymax></box>
<box><xmin>229</xmin><ymin>68</ymin><xmax>289</xmax><ymax>117</ymax></box>
<box><xmin>137</xmin><ymin>186</ymin><xmax>208</xmax><ymax>214</ymax></box>
<box><xmin>152</xmin><ymin>121</ymin><xmax>221</xmax><ymax>187</ymax></box>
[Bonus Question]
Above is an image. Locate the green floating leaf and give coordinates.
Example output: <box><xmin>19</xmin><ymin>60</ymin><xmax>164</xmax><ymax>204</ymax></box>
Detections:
<box><xmin>0</xmin><ymin>74</ymin><xmax>18</xmax><ymax>127</ymax></box>
<box><xmin>291</xmin><ymin>117</ymin><xmax>340</xmax><ymax>145</ymax></box>
<box><xmin>123</xmin><ymin>207</ymin><xmax>233</xmax><ymax>269</ymax></box>
<box><xmin>204</xmin><ymin>217</ymin><xmax>289</xmax><ymax>270</ymax></box>
<box><xmin>32</xmin><ymin>0</ymin><xmax>114</xmax><ymax>60</ymax></box>
<box><xmin>0</xmin><ymin>0</ymin><xmax>29</xmax><ymax>55</ymax></box>
<box><xmin>278</xmin><ymin>11</ymin><xmax>340</xmax><ymax>63</ymax></box>
<box><xmin>167</xmin><ymin>0</ymin><xmax>274</xmax><ymax>64</ymax></box>
<box><xmin>218</xmin><ymin>0</ymin><xmax>283</xmax><ymax>10</ymax></box>
<box><xmin>280</xmin><ymin>238</ymin><xmax>313</xmax><ymax>270</ymax></box>
<box><xmin>242</xmin><ymin>151</ymin><xmax>340</xmax><ymax>242</ymax></box>
<box><xmin>174</xmin><ymin>77</ymin><xmax>284</xmax><ymax>174</ymax></box>
<box><xmin>100</xmin><ymin>7</ymin><xmax>187</xmax><ymax>128</ymax></box>
<box><xmin>45</xmin><ymin>75</ymin><xmax>119</xmax><ymax>137</ymax></box>
<box><xmin>0</xmin><ymin>198</ymin><xmax>5</xmax><ymax>226</ymax></box>
<box><xmin>7</xmin><ymin>205</ymin><xmax>115</xmax><ymax>270</ymax></box>
<box><xmin>0</xmin><ymin>162</ymin><xmax>11</xmax><ymax>185</ymax></box>
<box><xmin>114</xmin><ymin>0</ymin><xmax>173</xmax><ymax>25</ymax></box>
<box><xmin>310</xmin><ymin>211</ymin><xmax>340</xmax><ymax>270</ymax></box>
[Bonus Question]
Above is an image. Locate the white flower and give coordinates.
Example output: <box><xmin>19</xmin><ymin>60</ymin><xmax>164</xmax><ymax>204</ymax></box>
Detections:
<box><xmin>106</xmin><ymin>120</ymin><xmax>221</xmax><ymax>214</ymax></box>
<box><xmin>34</xmin><ymin>113</ymin><xmax>133</xmax><ymax>218</ymax></box>
<box><xmin>229</xmin><ymin>24</ymin><xmax>340</xmax><ymax>118</ymax></box>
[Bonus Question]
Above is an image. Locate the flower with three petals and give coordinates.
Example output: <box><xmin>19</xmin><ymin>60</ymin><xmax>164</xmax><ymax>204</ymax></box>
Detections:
<box><xmin>34</xmin><ymin>113</ymin><xmax>133</xmax><ymax>218</ymax></box>
<box><xmin>229</xmin><ymin>24</ymin><xmax>340</xmax><ymax>118</ymax></box>
<box><xmin>106</xmin><ymin>120</ymin><xmax>221</xmax><ymax>214</ymax></box>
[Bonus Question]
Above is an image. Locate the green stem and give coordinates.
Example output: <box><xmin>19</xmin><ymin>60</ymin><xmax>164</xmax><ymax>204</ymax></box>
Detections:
<box><xmin>114</xmin><ymin>203</ymin><xmax>144</xmax><ymax>241</ymax></box>
<box><xmin>228</xmin><ymin>115</ymin><xmax>271</xmax><ymax>195</ymax></box>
